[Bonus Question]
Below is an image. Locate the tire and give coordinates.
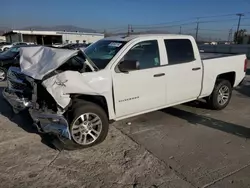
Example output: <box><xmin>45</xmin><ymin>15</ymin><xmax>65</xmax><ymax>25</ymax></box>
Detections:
<box><xmin>58</xmin><ymin>101</ymin><xmax>109</xmax><ymax>150</ymax></box>
<box><xmin>207</xmin><ymin>79</ymin><xmax>232</xmax><ymax>110</ymax></box>
<box><xmin>3</xmin><ymin>47</ymin><xmax>9</xmax><ymax>51</ymax></box>
<box><xmin>0</xmin><ymin>67</ymin><xmax>7</xmax><ymax>81</ymax></box>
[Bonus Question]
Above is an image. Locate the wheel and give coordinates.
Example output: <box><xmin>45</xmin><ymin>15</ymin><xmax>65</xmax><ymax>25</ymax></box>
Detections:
<box><xmin>3</xmin><ymin>47</ymin><xmax>9</xmax><ymax>51</ymax></box>
<box><xmin>0</xmin><ymin>67</ymin><xmax>7</xmax><ymax>81</ymax></box>
<box><xmin>207</xmin><ymin>80</ymin><xmax>232</xmax><ymax>110</ymax></box>
<box><xmin>58</xmin><ymin>101</ymin><xmax>109</xmax><ymax>150</ymax></box>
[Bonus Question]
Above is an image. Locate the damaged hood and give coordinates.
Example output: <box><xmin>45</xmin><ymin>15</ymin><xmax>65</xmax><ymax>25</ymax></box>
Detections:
<box><xmin>19</xmin><ymin>46</ymin><xmax>79</xmax><ymax>80</ymax></box>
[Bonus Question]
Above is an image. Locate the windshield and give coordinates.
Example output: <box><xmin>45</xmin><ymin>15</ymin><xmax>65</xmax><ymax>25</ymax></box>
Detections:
<box><xmin>84</xmin><ymin>40</ymin><xmax>127</xmax><ymax>69</ymax></box>
<box><xmin>0</xmin><ymin>46</ymin><xmax>19</xmax><ymax>57</ymax></box>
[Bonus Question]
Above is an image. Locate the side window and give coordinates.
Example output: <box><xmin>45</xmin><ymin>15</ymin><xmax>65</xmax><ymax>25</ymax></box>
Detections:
<box><xmin>123</xmin><ymin>40</ymin><xmax>160</xmax><ymax>70</ymax></box>
<box><xmin>164</xmin><ymin>39</ymin><xmax>195</xmax><ymax>65</ymax></box>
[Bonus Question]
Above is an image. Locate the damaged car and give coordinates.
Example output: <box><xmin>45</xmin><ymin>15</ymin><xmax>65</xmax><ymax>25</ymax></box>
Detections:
<box><xmin>3</xmin><ymin>34</ymin><xmax>246</xmax><ymax>149</ymax></box>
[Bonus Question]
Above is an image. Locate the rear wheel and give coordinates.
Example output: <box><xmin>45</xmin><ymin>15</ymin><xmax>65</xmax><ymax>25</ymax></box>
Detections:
<box><xmin>207</xmin><ymin>80</ymin><xmax>232</xmax><ymax>110</ymax></box>
<box><xmin>0</xmin><ymin>67</ymin><xmax>7</xmax><ymax>81</ymax></box>
<box><xmin>57</xmin><ymin>101</ymin><xmax>109</xmax><ymax>150</ymax></box>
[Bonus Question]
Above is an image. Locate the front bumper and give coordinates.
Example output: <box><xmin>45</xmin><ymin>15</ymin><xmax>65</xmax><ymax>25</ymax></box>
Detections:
<box><xmin>29</xmin><ymin>109</ymin><xmax>71</xmax><ymax>140</ymax></box>
<box><xmin>2</xmin><ymin>67</ymin><xmax>71</xmax><ymax>140</ymax></box>
<box><xmin>2</xmin><ymin>88</ymin><xmax>32</xmax><ymax>113</ymax></box>
<box><xmin>3</xmin><ymin>88</ymin><xmax>71</xmax><ymax>140</ymax></box>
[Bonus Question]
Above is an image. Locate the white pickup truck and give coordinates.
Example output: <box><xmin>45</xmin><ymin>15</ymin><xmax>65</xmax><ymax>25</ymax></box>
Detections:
<box><xmin>3</xmin><ymin>34</ymin><xmax>247</xmax><ymax>149</ymax></box>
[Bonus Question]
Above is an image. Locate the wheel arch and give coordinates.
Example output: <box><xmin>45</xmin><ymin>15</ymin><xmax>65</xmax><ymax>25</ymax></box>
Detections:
<box><xmin>215</xmin><ymin>71</ymin><xmax>236</xmax><ymax>87</ymax></box>
<box><xmin>70</xmin><ymin>94</ymin><xmax>113</xmax><ymax>121</ymax></box>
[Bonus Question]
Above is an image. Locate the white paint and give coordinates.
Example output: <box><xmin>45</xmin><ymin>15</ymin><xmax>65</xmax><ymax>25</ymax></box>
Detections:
<box><xmin>19</xmin><ymin>46</ymin><xmax>79</xmax><ymax>80</ymax></box>
<box><xmin>108</xmin><ymin>34</ymin><xmax>246</xmax><ymax>120</ymax></box>
<box><xmin>0</xmin><ymin>36</ymin><xmax>6</xmax><ymax>42</ymax></box>
<box><xmin>61</xmin><ymin>33</ymin><xmax>104</xmax><ymax>44</ymax></box>
<box><xmin>3</xmin><ymin>30</ymin><xmax>104</xmax><ymax>44</ymax></box>
<box><xmin>42</xmin><ymin>70</ymin><xmax>116</xmax><ymax>119</ymax></box>
<box><xmin>18</xmin><ymin>34</ymin><xmax>247</xmax><ymax>122</ymax></box>
<box><xmin>200</xmin><ymin>54</ymin><xmax>246</xmax><ymax>97</ymax></box>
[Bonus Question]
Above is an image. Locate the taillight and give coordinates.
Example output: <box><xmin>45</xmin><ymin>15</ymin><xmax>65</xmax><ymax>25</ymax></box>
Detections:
<box><xmin>244</xmin><ymin>59</ymin><xmax>248</xmax><ymax>72</ymax></box>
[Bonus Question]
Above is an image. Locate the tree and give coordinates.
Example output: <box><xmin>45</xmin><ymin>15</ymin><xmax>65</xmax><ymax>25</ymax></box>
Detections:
<box><xmin>234</xmin><ymin>29</ymin><xmax>247</xmax><ymax>44</ymax></box>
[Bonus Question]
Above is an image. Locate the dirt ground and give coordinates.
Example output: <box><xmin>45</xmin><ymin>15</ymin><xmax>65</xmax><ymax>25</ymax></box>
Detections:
<box><xmin>0</xmin><ymin>68</ymin><xmax>250</xmax><ymax>188</ymax></box>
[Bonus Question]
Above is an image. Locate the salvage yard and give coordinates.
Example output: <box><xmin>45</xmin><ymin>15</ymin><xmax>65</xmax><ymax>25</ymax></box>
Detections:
<box><xmin>0</xmin><ymin>68</ymin><xmax>250</xmax><ymax>188</ymax></box>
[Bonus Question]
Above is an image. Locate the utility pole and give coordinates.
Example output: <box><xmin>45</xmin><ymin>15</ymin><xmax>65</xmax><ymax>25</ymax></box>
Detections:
<box><xmin>179</xmin><ymin>26</ymin><xmax>182</xmax><ymax>34</ymax></box>
<box><xmin>228</xmin><ymin>28</ymin><xmax>232</xmax><ymax>42</ymax></box>
<box><xmin>236</xmin><ymin>13</ymin><xmax>244</xmax><ymax>43</ymax></box>
<box><xmin>104</xmin><ymin>29</ymin><xmax>107</xmax><ymax>37</ymax></box>
<box><xmin>127</xmin><ymin>24</ymin><xmax>130</xmax><ymax>36</ymax></box>
<box><xmin>195</xmin><ymin>18</ymin><xmax>199</xmax><ymax>41</ymax></box>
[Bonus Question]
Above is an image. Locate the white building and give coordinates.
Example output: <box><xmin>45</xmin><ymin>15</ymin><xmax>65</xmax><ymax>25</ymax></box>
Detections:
<box><xmin>3</xmin><ymin>30</ymin><xmax>104</xmax><ymax>45</ymax></box>
<box><xmin>0</xmin><ymin>36</ymin><xmax>6</xmax><ymax>42</ymax></box>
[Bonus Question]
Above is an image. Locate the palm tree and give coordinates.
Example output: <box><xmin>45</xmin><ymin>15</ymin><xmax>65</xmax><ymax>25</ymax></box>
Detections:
<box><xmin>234</xmin><ymin>29</ymin><xmax>247</xmax><ymax>44</ymax></box>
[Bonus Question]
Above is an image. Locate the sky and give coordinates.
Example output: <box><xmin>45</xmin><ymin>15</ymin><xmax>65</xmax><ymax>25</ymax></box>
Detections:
<box><xmin>1</xmin><ymin>0</ymin><xmax>250</xmax><ymax>40</ymax></box>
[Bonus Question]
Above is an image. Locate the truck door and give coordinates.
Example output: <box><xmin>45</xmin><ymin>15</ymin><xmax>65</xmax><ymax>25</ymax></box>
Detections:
<box><xmin>112</xmin><ymin>40</ymin><xmax>166</xmax><ymax>118</ymax></box>
<box><xmin>163</xmin><ymin>39</ymin><xmax>203</xmax><ymax>105</ymax></box>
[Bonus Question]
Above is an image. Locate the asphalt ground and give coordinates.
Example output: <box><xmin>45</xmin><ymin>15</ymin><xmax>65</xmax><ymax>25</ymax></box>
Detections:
<box><xmin>0</xmin><ymin>66</ymin><xmax>250</xmax><ymax>188</ymax></box>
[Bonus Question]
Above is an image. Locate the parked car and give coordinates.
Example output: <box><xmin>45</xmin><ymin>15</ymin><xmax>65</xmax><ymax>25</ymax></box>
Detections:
<box><xmin>0</xmin><ymin>44</ymin><xmax>38</xmax><ymax>81</ymax></box>
<box><xmin>0</xmin><ymin>42</ymin><xmax>32</xmax><ymax>52</ymax></box>
<box><xmin>0</xmin><ymin>41</ymin><xmax>11</xmax><ymax>46</ymax></box>
<box><xmin>61</xmin><ymin>43</ymin><xmax>89</xmax><ymax>50</ymax></box>
<box><xmin>52</xmin><ymin>43</ymin><xmax>65</xmax><ymax>48</ymax></box>
<box><xmin>2</xmin><ymin>34</ymin><xmax>247</xmax><ymax>149</ymax></box>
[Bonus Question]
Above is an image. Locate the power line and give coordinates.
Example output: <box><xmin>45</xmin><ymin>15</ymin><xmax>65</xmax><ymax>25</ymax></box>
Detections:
<box><xmin>106</xmin><ymin>12</ymin><xmax>250</xmax><ymax>33</ymax></box>
<box><xmin>132</xmin><ymin>18</ymin><xmax>240</xmax><ymax>30</ymax></box>
<box><xmin>110</xmin><ymin>27</ymin><xmax>128</xmax><ymax>33</ymax></box>
<box><xmin>131</xmin><ymin>11</ymin><xmax>250</xmax><ymax>27</ymax></box>
<box><xmin>133</xmin><ymin>22</ymin><xmax>197</xmax><ymax>29</ymax></box>
<box><xmin>132</xmin><ymin>18</ymin><xmax>195</xmax><ymax>27</ymax></box>
<box><xmin>199</xmin><ymin>18</ymin><xmax>238</xmax><ymax>23</ymax></box>
<box><xmin>198</xmin><ymin>28</ymin><xmax>230</xmax><ymax>31</ymax></box>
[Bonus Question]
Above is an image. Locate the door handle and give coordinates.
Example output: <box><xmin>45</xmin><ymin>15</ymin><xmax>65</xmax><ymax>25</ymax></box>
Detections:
<box><xmin>192</xmin><ymin>67</ymin><xmax>201</xmax><ymax>71</ymax></box>
<box><xmin>154</xmin><ymin>73</ymin><xmax>165</xmax><ymax>77</ymax></box>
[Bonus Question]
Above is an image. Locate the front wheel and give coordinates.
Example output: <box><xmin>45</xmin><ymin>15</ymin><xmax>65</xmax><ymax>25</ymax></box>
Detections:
<box><xmin>207</xmin><ymin>80</ymin><xmax>232</xmax><ymax>110</ymax></box>
<box><xmin>58</xmin><ymin>101</ymin><xmax>109</xmax><ymax>150</ymax></box>
<box><xmin>0</xmin><ymin>67</ymin><xmax>7</xmax><ymax>81</ymax></box>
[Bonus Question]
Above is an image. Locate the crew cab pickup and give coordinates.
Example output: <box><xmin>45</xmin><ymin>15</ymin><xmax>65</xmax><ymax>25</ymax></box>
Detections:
<box><xmin>3</xmin><ymin>34</ymin><xmax>247</xmax><ymax>149</ymax></box>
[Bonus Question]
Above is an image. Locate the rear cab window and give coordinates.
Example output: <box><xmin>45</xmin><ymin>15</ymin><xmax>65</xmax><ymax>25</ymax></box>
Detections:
<box><xmin>164</xmin><ymin>39</ymin><xmax>195</xmax><ymax>65</ymax></box>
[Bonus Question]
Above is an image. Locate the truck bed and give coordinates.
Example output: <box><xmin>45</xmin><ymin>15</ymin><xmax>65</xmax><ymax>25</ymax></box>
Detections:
<box><xmin>200</xmin><ymin>52</ymin><xmax>236</xmax><ymax>60</ymax></box>
<box><xmin>199</xmin><ymin>53</ymin><xmax>246</xmax><ymax>99</ymax></box>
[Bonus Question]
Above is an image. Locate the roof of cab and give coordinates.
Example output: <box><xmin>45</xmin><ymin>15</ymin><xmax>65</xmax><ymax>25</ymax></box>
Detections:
<box><xmin>103</xmin><ymin>34</ymin><xmax>191</xmax><ymax>42</ymax></box>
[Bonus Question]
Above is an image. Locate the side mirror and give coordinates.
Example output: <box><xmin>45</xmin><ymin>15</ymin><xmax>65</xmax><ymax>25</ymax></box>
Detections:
<box><xmin>118</xmin><ymin>60</ymin><xmax>140</xmax><ymax>73</ymax></box>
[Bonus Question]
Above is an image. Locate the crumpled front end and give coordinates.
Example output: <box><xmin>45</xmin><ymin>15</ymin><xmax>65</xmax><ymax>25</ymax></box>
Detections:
<box><xmin>2</xmin><ymin>67</ymin><xmax>71</xmax><ymax>140</ymax></box>
<box><xmin>2</xmin><ymin>66</ymin><xmax>33</xmax><ymax>113</ymax></box>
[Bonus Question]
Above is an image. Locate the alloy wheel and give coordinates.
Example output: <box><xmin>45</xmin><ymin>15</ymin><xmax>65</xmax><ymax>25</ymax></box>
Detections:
<box><xmin>71</xmin><ymin>113</ymin><xmax>102</xmax><ymax>145</ymax></box>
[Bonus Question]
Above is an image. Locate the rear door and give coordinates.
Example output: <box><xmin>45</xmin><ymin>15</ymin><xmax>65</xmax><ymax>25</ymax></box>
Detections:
<box><xmin>112</xmin><ymin>39</ymin><xmax>167</xmax><ymax>118</ymax></box>
<box><xmin>163</xmin><ymin>39</ymin><xmax>203</xmax><ymax>105</ymax></box>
